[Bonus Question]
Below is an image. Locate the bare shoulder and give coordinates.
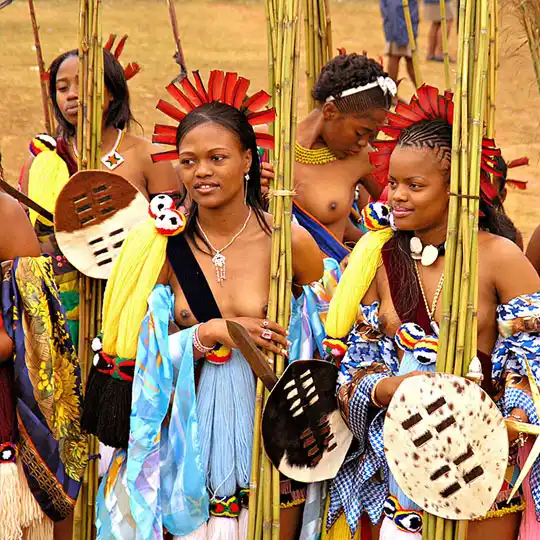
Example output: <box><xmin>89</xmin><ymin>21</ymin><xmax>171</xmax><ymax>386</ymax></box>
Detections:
<box><xmin>0</xmin><ymin>193</ymin><xmax>40</xmax><ymax>259</ymax></box>
<box><xmin>479</xmin><ymin>231</ymin><xmax>540</xmax><ymax>302</ymax></box>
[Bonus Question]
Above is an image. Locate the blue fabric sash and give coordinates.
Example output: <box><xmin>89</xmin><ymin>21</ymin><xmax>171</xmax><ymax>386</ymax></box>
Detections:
<box><xmin>292</xmin><ymin>202</ymin><xmax>350</xmax><ymax>263</ymax></box>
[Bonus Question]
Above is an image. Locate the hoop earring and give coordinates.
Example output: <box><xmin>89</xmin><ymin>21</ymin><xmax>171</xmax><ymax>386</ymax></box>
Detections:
<box><xmin>244</xmin><ymin>172</ymin><xmax>250</xmax><ymax>205</ymax></box>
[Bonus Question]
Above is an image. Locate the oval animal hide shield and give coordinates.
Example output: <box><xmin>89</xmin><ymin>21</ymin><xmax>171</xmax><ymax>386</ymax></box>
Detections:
<box><xmin>384</xmin><ymin>373</ymin><xmax>508</xmax><ymax>520</ymax></box>
<box><xmin>262</xmin><ymin>360</ymin><xmax>353</xmax><ymax>483</ymax></box>
<box><xmin>54</xmin><ymin>171</ymin><xmax>148</xmax><ymax>279</ymax></box>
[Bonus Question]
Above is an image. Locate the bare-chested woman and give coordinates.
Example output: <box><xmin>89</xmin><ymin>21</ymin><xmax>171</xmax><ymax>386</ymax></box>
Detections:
<box><xmin>324</xmin><ymin>86</ymin><xmax>540</xmax><ymax>540</ymax></box>
<box><xmin>293</xmin><ymin>53</ymin><xmax>394</xmax><ymax>263</ymax></box>
<box><xmin>81</xmin><ymin>82</ymin><xmax>325</xmax><ymax>539</ymax></box>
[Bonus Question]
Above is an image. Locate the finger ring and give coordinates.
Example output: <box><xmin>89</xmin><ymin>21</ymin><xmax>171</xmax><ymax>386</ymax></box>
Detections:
<box><xmin>263</xmin><ymin>320</ymin><xmax>269</xmax><ymax>328</ymax></box>
<box><xmin>261</xmin><ymin>329</ymin><xmax>273</xmax><ymax>340</ymax></box>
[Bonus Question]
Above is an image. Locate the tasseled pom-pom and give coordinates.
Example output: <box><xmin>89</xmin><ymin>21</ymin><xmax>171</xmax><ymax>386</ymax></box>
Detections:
<box><xmin>238</xmin><ymin>508</ymin><xmax>248</xmax><ymax>540</ymax></box>
<box><xmin>149</xmin><ymin>194</ymin><xmax>175</xmax><ymax>219</ymax></box>
<box><xmin>155</xmin><ymin>209</ymin><xmax>186</xmax><ymax>237</ymax></box>
<box><xmin>322</xmin><ymin>337</ymin><xmax>349</xmax><ymax>359</ymax></box>
<box><xmin>95</xmin><ymin>378</ymin><xmax>133</xmax><ymax>449</ymax></box>
<box><xmin>413</xmin><ymin>336</ymin><xmax>438</xmax><ymax>365</ymax></box>
<box><xmin>395</xmin><ymin>323</ymin><xmax>425</xmax><ymax>352</ymax></box>
<box><xmin>361</xmin><ymin>202</ymin><xmax>392</xmax><ymax>231</ymax></box>
<box><xmin>207</xmin><ymin>516</ymin><xmax>239</xmax><ymax>540</ymax></box>
<box><xmin>80</xmin><ymin>365</ymin><xmax>110</xmax><ymax>435</ymax></box>
<box><xmin>0</xmin><ymin>461</ymin><xmax>22</xmax><ymax>540</ymax></box>
<box><xmin>206</xmin><ymin>345</ymin><xmax>232</xmax><ymax>365</ymax></box>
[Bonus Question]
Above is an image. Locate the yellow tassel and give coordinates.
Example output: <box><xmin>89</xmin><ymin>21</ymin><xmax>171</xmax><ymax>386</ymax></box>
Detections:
<box><xmin>22</xmin><ymin>515</ymin><xmax>53</xmax><ymax>540</ymax></box>
<box><xmin>28</xmin><ymin>150</ymin><xmax>70</xmax><ymax>227</ymax></box>
<box><xmin>325</xmin><ymin>228</ymin><xmax>394</xmax><ymax>339</ymax></box>
<box><xmin>17</xmin><ymin>458</ymin><xmax>43</xmax><ymax>529</ymax></box>
<box><xmin>321</xmin><ymin>496</ymin><xmax>362</xmax><ymax>540</ymax></box>
<box><xmin>0</xmin><ymin>462</ymin><xmax>22</xmax><ymax>540</ymax></box>
<box><xmin>101</xmin><ymin>219</ymin><xmax>167</xmax><ymax>358</ymax></box>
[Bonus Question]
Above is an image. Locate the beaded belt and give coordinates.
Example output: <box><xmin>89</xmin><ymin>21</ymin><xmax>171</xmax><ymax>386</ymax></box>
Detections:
<box><xmin>383</xmin><ymin>496</ymin><xmax>423</xmax><ymax>534</ymax></box>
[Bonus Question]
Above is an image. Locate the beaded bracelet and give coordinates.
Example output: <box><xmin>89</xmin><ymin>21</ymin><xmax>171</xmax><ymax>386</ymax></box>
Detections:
<box><xmin>193</xmin><ymin>324</ymin><xmax>214</xmax><ymax>354</ymax></box>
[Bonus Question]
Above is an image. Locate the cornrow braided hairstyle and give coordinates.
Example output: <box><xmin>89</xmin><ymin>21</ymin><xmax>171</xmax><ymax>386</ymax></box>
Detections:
<box><xmin>312</xmin><ymin>53</ymin><xmax>392</xmax><ymax>114</ymax></box>
<box><xmin>398</xmin><ymin>118</ymin><xmax>452</xmax><ymax>178</ymax></box>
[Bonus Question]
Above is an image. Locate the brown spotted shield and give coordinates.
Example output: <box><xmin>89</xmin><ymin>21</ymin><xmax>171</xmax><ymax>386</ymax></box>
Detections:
<box><xmin>54</xmin><ymin>171</ymin><xmax>148</xmax><ymax>279</ymax></box>
<box><xmin>384</xmin><ymin>373</ymin><xmax>508</xmax><ymax>520</ymax></box>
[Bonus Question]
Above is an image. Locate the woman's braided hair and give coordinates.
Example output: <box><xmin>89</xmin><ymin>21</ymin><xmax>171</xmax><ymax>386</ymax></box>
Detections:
<box><xmin>312</xmin><ymin>53</ymin><xmax>392</xmax><ymax>112</ymax></box>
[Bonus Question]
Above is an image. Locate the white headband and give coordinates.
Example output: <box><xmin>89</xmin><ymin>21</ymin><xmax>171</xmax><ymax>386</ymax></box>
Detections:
<box><xmin>325</xmin><ymin>76</ymin><xmax>397</xmax><ymax>102</ymax></box>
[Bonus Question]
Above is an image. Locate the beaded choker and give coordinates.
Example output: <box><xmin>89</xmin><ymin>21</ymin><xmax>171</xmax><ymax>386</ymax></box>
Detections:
<box><xmin>295</xmin><ymin>141</ymin><xmax>337</xmax><ymax>165</ymax></box>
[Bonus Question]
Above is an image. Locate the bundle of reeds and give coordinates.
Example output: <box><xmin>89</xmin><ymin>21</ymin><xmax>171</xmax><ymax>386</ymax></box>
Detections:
<box><xmin>403</xmin><ymin>0</ymin><xmax>423</xmax><ymax>87</ymax></box>
<box><xmin>28</xmin><ymin>0</ymin><xmax>55</xmax><ymax>135</ymax></box>
<box><xmin>72</xmin><ymin>1</ymin><xmax>104</xmax><ymax>539</ymax></box>
<box><xmin>423</xmin><ymin>0</ymin><xmax>495</xmax><ymax>538</ymax></box>
<box><xmin>247</xmin><ymin>1</ymin><xmax>301</xmax><ymax>538</ymax></box>
<box><xmin>304</xmin><ymin>0</ymin><xmax>332</xmax><ymax>110</ymax></box>
<box><xmin>439</xmin><ymin>0</ymin><xmax>452</xmax><ymax>90</ymax></box>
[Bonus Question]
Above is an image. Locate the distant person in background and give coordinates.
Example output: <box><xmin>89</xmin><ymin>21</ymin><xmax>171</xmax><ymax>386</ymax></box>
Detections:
<box><xmin>424</xmin><ymin>0</ymin><xmax>455</xmax><ymax>62</ymax></box>
<box><xmin>379</xmin><ymin>0</ymin><xmax>419</xmax><ymax>90</ymax></box>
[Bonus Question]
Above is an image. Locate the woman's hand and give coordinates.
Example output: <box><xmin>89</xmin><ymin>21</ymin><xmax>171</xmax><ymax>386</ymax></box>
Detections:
<box><xmin>260</xmin><ymin>161</ymin><xmax>274</xmax><ymax>201</ymax></box>
<box><xmin>374</xmin><ymin>371</ymin><xmax>427</xmax><ymax>408</ymax></box>
<box><xmin>506</xmin><ymin>407</ymin><xmax>529</xmax><ymax>443</ymax></box>
<box><xmin>198</xmin><ymin>317</ymin><xmax>288</xmax><ymax>355</ymax></box>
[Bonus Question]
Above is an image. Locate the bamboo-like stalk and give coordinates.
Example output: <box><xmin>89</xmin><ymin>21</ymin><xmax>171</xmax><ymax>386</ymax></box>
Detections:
<box><xmin>402</xmin><ymin>0</ymin><xmax>422</xmax><ymax>87</ymax></box>
<box><xmin>516</xmin><ymin>0</ymin><xmax>540</xmax><ymax>96</ymax></box>
<box><xmin>304</xmin><ymin>0</ymin><xmax>331</xmax><ymax>110</ymax></box>
<box><xmin>27</xmin><ymin>0</ymin><xmax>55</xmax><ymax>135</ymax></box>
<box><xmin>440</xmin><ymin>0</ymin><xmax>451</xmax><ymax>90</ymax></box>
<box><xmin>431</xmin><ymin>0</ymin><xmax>493</xmax><ymax>536</ymax></box>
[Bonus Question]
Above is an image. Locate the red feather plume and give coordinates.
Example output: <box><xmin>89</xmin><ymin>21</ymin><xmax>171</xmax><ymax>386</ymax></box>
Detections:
<box><xmin>152</xmin><ymin>70</ymin><xmax>276</xmax><ymax>163</ymax></box>
<box><xmin>369</xmin><ymin>83</ymin><xmax>501</xmax><ymax>207</ymax></box>
<box><xmin>507</xmin><ymin>157</ymin><xmax>529</xmax><ymax>169</ymax></box>
<box><xmin>506</xmin><ymin>179</ymin><xmax>528</xmax><ymax>190</ymax></box>
<box><xmin>104</xmin><ymin>34</ymin><xmax>116</xmax><ymax>51</ymax></box>
<box><xmin>113</xmin><ymin>35</ymin><xmax>128</xmax><ymax>59</ymax></box>
<box><xmin>124</xmin><ymin>63</ymin><xmax>140</xmax><ymax>81</ymax></box>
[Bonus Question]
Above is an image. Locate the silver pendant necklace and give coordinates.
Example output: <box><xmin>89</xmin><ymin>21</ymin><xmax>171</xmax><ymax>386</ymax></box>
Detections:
<box><xmin>197</xmin><ymin>207</ymin><xmax>252</xmax><ymax>285</ymax></box>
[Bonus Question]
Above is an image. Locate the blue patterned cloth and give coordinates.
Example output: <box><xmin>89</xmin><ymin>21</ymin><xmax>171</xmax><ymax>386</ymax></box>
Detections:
<box><xmin>328</xmin><ymin>293</ymin><xmax>540</xmax><ymax>535</ymax></box>
<box><xmin>379</xmin><ymin>0</ymin><xmax>419</xmax><ymax>47</ymax></box>
<box><xmin>97</xmin><ymin>285</ymin><xmax>209</xmax><ymax>539</ymax></box>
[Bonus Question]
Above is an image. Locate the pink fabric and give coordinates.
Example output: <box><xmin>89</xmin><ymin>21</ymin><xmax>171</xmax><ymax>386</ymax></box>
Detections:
<box><xmin>518</xmin><ymin>439</ymin><xmax>540</xmax><ymax>540</ymax></box>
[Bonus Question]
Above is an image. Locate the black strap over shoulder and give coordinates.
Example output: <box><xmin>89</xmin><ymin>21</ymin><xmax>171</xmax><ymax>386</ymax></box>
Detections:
<box><xmin>167</xmin><ymin>234</ymin><xmax>222</xmax><ymax>322</ymax></box>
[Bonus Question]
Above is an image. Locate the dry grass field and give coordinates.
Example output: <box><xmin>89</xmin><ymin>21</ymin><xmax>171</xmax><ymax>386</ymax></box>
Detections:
<box><xmin>1</xmin><ymin>0</ymin><xmax>539</xmax><ymax>239</ymax></box>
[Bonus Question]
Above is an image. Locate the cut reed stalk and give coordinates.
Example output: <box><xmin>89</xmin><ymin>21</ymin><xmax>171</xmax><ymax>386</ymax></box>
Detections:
<box><xmin>440</xmin><ymin>0</ymin><xmax>452</xmax><ymax>90</ymax></box>
<box><xmin>402</xmin><ymin>0</ymin><xmax>422</xmax><ymax>86</ymax></box>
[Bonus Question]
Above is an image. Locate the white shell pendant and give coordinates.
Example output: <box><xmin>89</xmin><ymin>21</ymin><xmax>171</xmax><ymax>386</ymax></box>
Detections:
<box><xmin>410</xmin><ymin>237</ymin><xmax>423</xmax><ymax>260</ymax></box>
<box><xmin>421</xmin><ymin>244</ymin><xmax>439</xmax><ymax>266</ymax></box>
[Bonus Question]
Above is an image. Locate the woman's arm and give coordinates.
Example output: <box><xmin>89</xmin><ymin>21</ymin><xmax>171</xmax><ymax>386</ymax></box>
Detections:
<box><xmin>0</xmin><ymin>193</ymin><xmax>40</xmax><ymax>260</ymax></box>
<box><xmin>491</xmin><ymin>234</ymin><xmax>540</xmax><ymax>302</ymax></box>
<box><xmin>291</xmin><ymin>222</ymin><xmax>324</xmax><ymax>285</ymax></box>
<box><xmin>526</xmin><ymin>225</ymin><xmax>540</xmax><ymax>276</ymax></box>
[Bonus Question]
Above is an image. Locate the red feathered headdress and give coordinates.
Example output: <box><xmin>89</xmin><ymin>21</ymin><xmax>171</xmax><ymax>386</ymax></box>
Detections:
<box><xmin>104</xmin><ymin>34</ymin><xmax>141</xmax><ymax>81</ymax></box>
<box><xmin>151</xmin><ymin>70</ymin><xmax>276</xmax><ymax>163</ymax></box>
<box><xmin>369</xmin><ymin>84</ymin><xmax>502</xmax><ymax>206</ymax></box>
<box><xmin>505</xmin><ymin>157</ymin><xmax>530</xmax><ymax>190</ymax></box>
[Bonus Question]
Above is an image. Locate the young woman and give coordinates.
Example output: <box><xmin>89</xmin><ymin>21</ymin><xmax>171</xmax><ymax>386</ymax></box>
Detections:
<box><xmin>0</xmin><ymin>156</ymin><xmax>86</xmax><ymax>540</ymax></box>
<box><xmin>294</xmin><ymin>53</ymin><xmax>394</xmax><ymax>262</ymax></box>
<box><xmin>323</xmin><ymin>86</ymin><xmax>540</xmax><ymax>540</ymax></box>
<box><xmin>80</xmin><ymin>73</ymin><xmax>325</xmax><ymax>540</ymax></box>
<box><xmin>17</xmin><ymin>47</ymin><xmax>181</xmax><ymax>344</ymax></box>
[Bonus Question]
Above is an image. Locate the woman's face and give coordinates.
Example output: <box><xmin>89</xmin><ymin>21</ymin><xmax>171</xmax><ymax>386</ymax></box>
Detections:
<box><xmin>388</xmin><ymin>146</ymin><xmax>450</xmax><ymax>232</ymax></box>
<box><xmin>178</xmin><ymin>122</ymin><xmax>252</xmax><ymax>209</ymax></box>
<box><xmin>321</xmin><ymin>105</ymin><xmax>387</xmax><ymax>158</ymax></box>
<box><xmin>55</xmin><ymin>55</ymin><xmax>79</xmax><ymax>126</ymax></box>
<box><xmin>54</xmin><ymin>54</ymin><xmax>112</xmax><ymax>128</ymax></box>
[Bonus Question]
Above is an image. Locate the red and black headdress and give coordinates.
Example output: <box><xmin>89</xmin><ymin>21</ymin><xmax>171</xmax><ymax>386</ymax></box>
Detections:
<box><xmin>369</xmin><ymin>84</ymin><xmax>502</xmax><ymax>206</ymax></box>
<box><xmin>104</xmin><ymin>34</ymin><xmax>140</xmax><ymax>81</ymax></box>
<box><xmin>150</xmin><ymin>70</ymin><xmax>276</xmax><ymax>163</ymax></box>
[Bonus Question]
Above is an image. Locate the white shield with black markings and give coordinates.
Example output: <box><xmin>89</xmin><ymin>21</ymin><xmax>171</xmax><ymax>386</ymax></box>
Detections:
<box><xmin>384</xmin><ymin>373</ymin><xmax>508</xmax><ymax>520</ymax></box>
